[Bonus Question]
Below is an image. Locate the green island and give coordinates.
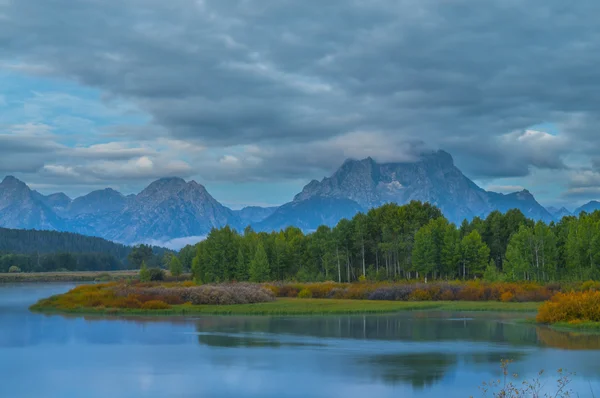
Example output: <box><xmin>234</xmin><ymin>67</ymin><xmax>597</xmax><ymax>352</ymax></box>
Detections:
<box><xmin>30</xmin><ymin>295</ymin><xmax>541</xmax><ymax>316</ymax></box>
<box><xmin>29</xmin><ymin>278</ymin><xmax>600</xmax><ymax>333</ymax></box>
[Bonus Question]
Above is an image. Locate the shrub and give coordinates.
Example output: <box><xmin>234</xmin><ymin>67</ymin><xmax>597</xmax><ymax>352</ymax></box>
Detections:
<box><xmin>439</xmin><ymin>289</ymin><xmax>456</xmax><ymax>301</ymax></box>
<box><xmin>297</xmin><ymin>288</ymin><xmax>313</xmax><ymax>299</ymax></box>
<box><xmin>148</xmin><ymin>268</ymin><xmax>165</xmax><ymax>281</ymax></box>
<box><xmin>8</xmin><ymin>266</ymin><xmax>21</xmax><ymax>273</ymax></box>
<box><xmin>368</xmin><ymin>285</ymin><xmax>414</xmax><ymax>301</ymax></box>
<box><xmin>410</xmin><ymin>289</ymin><xmax>432</xmax><ymax>301</ymax></box>
<box><xmin>500</xmin><ymin>291</ymin><xmax>514</xmax><ymax>302</ymax></box>
<box><xmin>537</xmin><ymin>291</ymin><xmax>600</xmax><ymax>324</ymax></box>
<box><xmin>141</xmin><ymin>300</ymin><xmax>171</xmax><ymax>310</ymax></box>
<box><xmin>581</xmin><ymin>280</ymin><xmax>600</xmax><ymax>292</ymax></box>
<box><xmin>95</xmin><ymin>273</ymin><xmax>112</xmax><ymax>282</ymax></box>
<box><xmin>182</xmin><ymin>284</ymin><xmax>275</xmax><ymax>305</ymax></box>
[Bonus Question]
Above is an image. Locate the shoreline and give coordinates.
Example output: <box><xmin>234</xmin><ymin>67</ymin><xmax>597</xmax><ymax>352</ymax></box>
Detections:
<box><xmin>0</xmin><ymin>271</ymin><xmax>140</xmax><ymax>283</ymax></box>
<box><xmin>30</xmin><ymin>297</ymin><xmax>541</xmax><ymax>316</ymax></box>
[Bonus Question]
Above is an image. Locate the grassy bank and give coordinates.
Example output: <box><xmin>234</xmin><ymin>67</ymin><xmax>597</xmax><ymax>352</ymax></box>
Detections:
<box><xmin>0</xmin><ymin>270</ymin><xmax>140</xmax><ymax>283</ymax></box>
<box><xmin>31</xmin><ymin>297</ymin><xmax>541</xmax><ymax>316</ymax></box>
<box><xmin>547</xmin><ymin>321</ymin><xmax>600</xmax><ymax>332</ymax></box>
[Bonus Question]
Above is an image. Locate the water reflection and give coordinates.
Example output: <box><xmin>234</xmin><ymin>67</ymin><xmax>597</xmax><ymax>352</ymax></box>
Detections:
<box><xmin>3</xmin><ymin>284</ymin><xmax>600</xmax><ymax>398</ymax></box>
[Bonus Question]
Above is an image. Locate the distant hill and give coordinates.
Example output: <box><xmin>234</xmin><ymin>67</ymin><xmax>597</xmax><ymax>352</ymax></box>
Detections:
<box><xmin>574</xmin><ymin>201</ymin><xmax>600</xmax><ymax>216</ymax></box>
<box><xmin>0</xmin><ymin>227</ymin><xmax>171</xmax><ymax>273</ymax></box>
<box><xmin>235</xmin><ymin>206</ymin><xmax>278</xmax><ymax>225</ymax></box>
<box><xmin>0</xmin><ymin>227</ymin><xmax>130</xmax><ymax>258</ymax></box>
<box><xmin>547</xmin><ymin>206</ymin><xmax>573</xmax><ymax>220</ymax></box>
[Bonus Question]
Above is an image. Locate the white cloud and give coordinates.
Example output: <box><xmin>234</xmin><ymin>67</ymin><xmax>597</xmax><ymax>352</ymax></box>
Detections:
<box><xmin>484</xmin><ymin>185</ymin><xmax>526</xmax><ymax>193</ymax></box>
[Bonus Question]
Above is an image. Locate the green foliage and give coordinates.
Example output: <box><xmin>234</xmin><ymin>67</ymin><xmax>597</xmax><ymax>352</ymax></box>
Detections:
<box><xmin>169</xmin><ymin>256</ymin><xmax>183</xmax><ymax>279</ymax></box>
<box><xmin>460</xmin><ymin>230</ymin><xmax>489</xmax><ymax>279</ymax></box>
<box><xmin>297</xmin><ymin>288</ymin><xmax>313</xmax><ymax>298</ymax></box>
<box><xmin>148</xmin><ymin>268</ymin><xmax>165</xmax><ymax>281</ymax></box>
<box><xmin>8</xmin><ymin>265</ymin><xmax>21</xmax><ymax>273</ymax></box>
<box><xmin>128</xmin><ymin>244</ymin><xmax>154</xmax><ymax>268</ymax></box>
<box><xmin>184</xmin><ymin>201</ymin><xmax>600</xmax><ymax>284</ymax></box>
<box><xmin>249</xmin><ymin>242</ymin><xmax>270</xmax><ymax>282</ymax></box>
<box><xmin>483</xmin><ymin>260</ymin><xmax>503</xmax><ymax>282</ymax></box>
<box><xmin>139</xmin><ymin>261</ymin><xmax>150</xmax><ymax>282</ymax></box>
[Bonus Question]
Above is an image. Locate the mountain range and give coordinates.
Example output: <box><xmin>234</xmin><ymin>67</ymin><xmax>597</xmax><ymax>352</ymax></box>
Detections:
<box><xmin>0</xmin><ymin>150</ymin><xmax>596</xmax><ymax>248</ymax></box>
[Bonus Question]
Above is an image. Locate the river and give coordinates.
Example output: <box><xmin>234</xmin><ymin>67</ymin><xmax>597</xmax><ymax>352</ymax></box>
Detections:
<box><xmin>1</xmin><ymin>283</ymin><xmax>600</xmax><ymax>397</ymax></box>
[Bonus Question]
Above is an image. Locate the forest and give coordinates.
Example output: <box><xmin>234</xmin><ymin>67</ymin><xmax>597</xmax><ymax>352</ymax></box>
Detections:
<box><xmin>0</xmin><ymin>228</ymin><xmax>169</xmax><ymax>273</ymax></box>
<box><xmin>189</xmin><ymin>201</ymin><xmax>600</xmax><ymax>283</ymax></box>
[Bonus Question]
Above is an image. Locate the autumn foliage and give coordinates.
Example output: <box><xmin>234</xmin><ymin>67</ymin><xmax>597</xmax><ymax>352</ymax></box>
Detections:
<box><xmin>536</xmin><ymin>290</ymin><xmax>600</xmax><ymax>324</ymax></box>
<box><xmin>34</xmin><ymin>281</ymin><xmax>275</xmax><ymax>311</ymax></box>
<box><xmin>264</xmin><ymin>281</ymin><xmax>557</xmax><ymax>302</ymax></box>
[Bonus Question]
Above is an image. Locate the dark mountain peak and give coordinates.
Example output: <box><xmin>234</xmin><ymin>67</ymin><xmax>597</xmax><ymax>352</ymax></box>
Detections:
<box><xmin>139</xmin><ymin>177</ymin><xmax>188</xmax><ymax>197</ymax></box>
<box><xmin>67</xmin><ymin>187</ymin><xmax>127</xmax><ymax>217</ymax></box>
<box><xmin>1</xmin><ymin>175</ymin><xmax>29</xmax><ymax>189</ymax></box>
<box><xmin>155</xmin><ymin>176</ymin><xmax>187</xmax><ymax>187</ymax></box>
<box><xmin>71</xmin><ymin>188</ymin><xmax>124</xmax><ymax>203</ymax></box>
<box><xmin>419</xmin><ymin>149</ymin><xmax>454</xmax><ymax>168</ymax></box>
<box><xmin>43</xmin><ymin>192</ymin><xmax>72</xmax><ymax>210</ymax></box>
<box><xmin>185</xmin><ymin>179</ymin><xmax>208</xmax><ymax>192</ymax></box>
<box><xmin>339</xmin><ymin>156</ymin><xmax>376</xmax><ymax>171</ymax></box>
<box><xmin>515</xmin><ymin>189</ymin><xmax>534</xmax><ymax>199</ymax></box>
<box><xmin>47</xmin><ymin>192</ymin><xmax>71</xmax><ymax>201</ymax></box>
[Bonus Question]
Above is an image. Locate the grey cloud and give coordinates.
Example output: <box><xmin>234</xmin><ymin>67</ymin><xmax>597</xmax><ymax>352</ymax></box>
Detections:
<box><xmin>2</xmin><ymin>0</ymin><xmax>600</xmax><ymax>180</ymax></box>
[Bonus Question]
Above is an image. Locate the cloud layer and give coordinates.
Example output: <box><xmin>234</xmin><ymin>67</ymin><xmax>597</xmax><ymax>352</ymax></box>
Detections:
<box><xmin>1</xmin><ymin>0</ymin><xmax>600</xmax><ymax>205</ymax></box>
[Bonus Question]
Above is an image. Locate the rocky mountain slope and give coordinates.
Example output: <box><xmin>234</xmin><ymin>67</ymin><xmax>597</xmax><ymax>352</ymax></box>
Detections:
<box><xmin>0</xmin><ymin>151</ymin><xmax>583</xmax><ymax>244</ymax></box>
<box><xmin>104</xmin><ymin>178</ymin><xmax>239</xmax><ymax>244</ymax></box>
<box><xmin>0</xmin><ymin>176</ymin><xmax>66</xmax><ymax>231</ymax></box>
<box><xmin>261</xmin><ymin>151</ymin><xmax>553</xmax><ymax>230</ymax></box>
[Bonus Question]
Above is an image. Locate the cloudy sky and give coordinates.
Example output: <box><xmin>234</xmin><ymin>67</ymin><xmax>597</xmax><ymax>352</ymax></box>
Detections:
<box><xmin>1</xmin><ymin>0</ymin><xmax>600</xmax><ymax>209</ymax></box>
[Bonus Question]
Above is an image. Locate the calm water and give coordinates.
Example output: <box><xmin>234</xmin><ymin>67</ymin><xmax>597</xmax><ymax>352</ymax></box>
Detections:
<box><xmin>2</xmin><ymin>284</ymin><xmax>600</xmax><ymax>397</ymax></box>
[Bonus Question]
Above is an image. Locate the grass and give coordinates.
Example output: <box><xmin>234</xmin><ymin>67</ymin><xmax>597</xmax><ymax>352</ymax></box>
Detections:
<box><xmin>30</xmin><ymin>297</ymin><xmax>541</xmax><ymax>316</ymax></box>
<box><xmin>548</xmin><ymin>321</ymin><xmax>600</xmax><ymax>332</ymax></box>
<box><xmin>0</xmin><ymin>270</ymin><xmax>140</xmax><ymax>283</ymax></box>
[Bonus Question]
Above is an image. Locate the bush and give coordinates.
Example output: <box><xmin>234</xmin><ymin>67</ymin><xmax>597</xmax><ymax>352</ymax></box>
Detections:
<box><xmin>95</xmin><ymin>273</ymin><xmax>112</xmax><ymax>282</ymax></box>
<box><xmin>581</xmin><ymin>280</ymin><xmax>600</xmax><ymax>292</ymax></box>
<box><xmin>8</xmin><ymin>266</ymin><xmax>21</xmax><ymax>273</ymax></box>
<box><xmin>148</xmin><ymin>268</ymin><xmax>165</xmax><ymax>281</ymax></box>
<box><xmin>537</xmin><ymin>291</ymin><xmax>600</xmax><ymax>324</ymax></box>
<box><xmin>410</xmin><ymin>289</ymin><xmax>432</xmax><ymax>301</ymax></box>
<box><xmin>141</xmin><ymin>300</ymin><xmax>171</xmax><ymax>310</ymax></box>
<box><xmin>297</xmin><ymin>288</ymin><xmax>313</xmax><ymax>299</ymax></box>
<box><xmin>500</xmin><ymin>291</ymin><xmax>514</xmax><ymax>302</ymax></box>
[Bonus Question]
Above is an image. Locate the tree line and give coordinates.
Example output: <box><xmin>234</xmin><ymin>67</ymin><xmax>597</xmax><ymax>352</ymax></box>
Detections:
<box><xmin>0</xmin><ymin>228</ymin><xmax>171</xmax><ymax>272</ymax></box>
<box><xmin>188</xmin><ymin>201</ymin><xmax>600</xmax><ymax>283</ymax></box>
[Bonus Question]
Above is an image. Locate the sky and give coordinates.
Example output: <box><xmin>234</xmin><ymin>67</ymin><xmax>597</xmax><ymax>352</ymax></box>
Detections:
<box><xmin>1</xmin><ymin>0</ymin><xmax>600</xmax><ymax>210</ymax></box>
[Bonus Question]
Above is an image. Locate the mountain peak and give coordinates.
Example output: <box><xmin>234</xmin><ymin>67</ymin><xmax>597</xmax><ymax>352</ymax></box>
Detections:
<box><xmin>420</xmin><ymin>149</ymin><xmax>454</xmax><ymax>167</ymax></box>
<box><xmin>1</xmin><ymin>175</ymin><xmax>28</xmax><ymax>188</ymax></box>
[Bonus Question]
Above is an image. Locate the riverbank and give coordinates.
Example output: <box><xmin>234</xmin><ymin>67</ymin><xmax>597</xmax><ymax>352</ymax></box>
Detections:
<box><xmin>0</xmin><ymin>270</ymin><xmax>141</xmax><ymax>283</ymax></box>
<box><xmin>31</xmin><ymin>296</ymin><xmax>541</xmax><ymax>316</ymax></box>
